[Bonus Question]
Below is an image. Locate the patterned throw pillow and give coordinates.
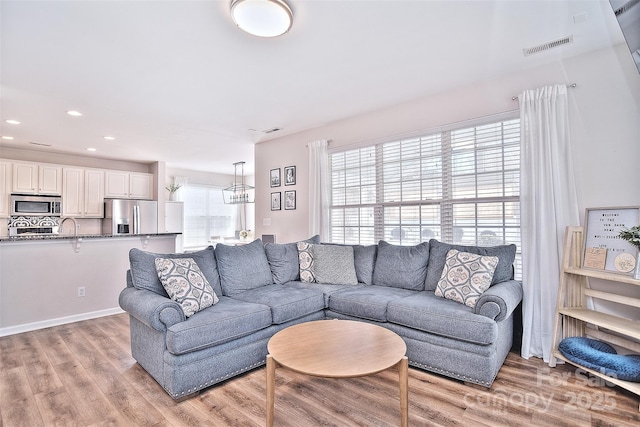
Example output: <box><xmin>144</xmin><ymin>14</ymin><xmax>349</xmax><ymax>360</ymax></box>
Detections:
<box><xmin>297</xmin><ymin>241</ymin><xmax>315</xmax><ymax>283</ymax></box>
<box><xmin>435</xmin><ymin>249</ymin><xmax>499</xmax><ymax>308</ymax></box>
<box><xmin>155</xmin><ymin>257</ymin><xmax>219</xmax><ymax>317</ymax></box>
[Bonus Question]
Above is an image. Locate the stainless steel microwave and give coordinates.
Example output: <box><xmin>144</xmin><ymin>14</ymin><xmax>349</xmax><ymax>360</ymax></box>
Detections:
<box><xmin>11</xmin><ymin>194</ymin><xmax>62</xmax><ymax>217</ymax></box>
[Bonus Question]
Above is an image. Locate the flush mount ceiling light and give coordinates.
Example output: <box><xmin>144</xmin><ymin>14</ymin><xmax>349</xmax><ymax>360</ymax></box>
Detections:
<box><xmin>230</xmin><ymin>0</ymin><xmax>293</xmax><ymax>37</ymax></box>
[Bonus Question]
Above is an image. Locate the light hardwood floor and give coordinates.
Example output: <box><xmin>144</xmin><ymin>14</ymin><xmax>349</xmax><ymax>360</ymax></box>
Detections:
<box><xmin>1</xmin><ymin>313</ymin><xmax>639</xmax><ymax>426</ymax></box>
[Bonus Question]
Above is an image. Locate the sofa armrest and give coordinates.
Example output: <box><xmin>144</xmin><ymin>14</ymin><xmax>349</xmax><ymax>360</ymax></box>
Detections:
<box><xmin>119</xmin><ymin>286</ymin><xmax>185</xmax><ymax>331</ymax></box>
<box><xmin>474</xmin><ymin>280</ymin><xmax>522</xmax><ymax>321</ymax></box>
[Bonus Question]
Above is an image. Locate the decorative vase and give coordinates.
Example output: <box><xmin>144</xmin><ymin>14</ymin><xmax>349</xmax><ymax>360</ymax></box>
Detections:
<box><xmin>169</xmin><ymin>192</ymin><xmax>177</xmax><ymax>201</ymax></box>
<box><xmin>635</xmin><ymin>252</ymin><xmax>640</xmax><ymax>280</ymax></box>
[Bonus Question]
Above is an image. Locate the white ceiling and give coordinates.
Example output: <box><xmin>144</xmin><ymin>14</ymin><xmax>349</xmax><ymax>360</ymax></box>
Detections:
<box><xmin>0</xmin><ymin>0</ymin><xmax>626</xmax><ymax>175</ymax></box>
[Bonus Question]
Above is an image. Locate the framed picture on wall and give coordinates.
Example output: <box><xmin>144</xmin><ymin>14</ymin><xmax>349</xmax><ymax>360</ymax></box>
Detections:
<box><xmin>271</xmin><ymin>192</ymin><xmax>281</xmax><ymax>211</ymax></box>
<box><xmin>270</xmin><ymin>168</ymin><xmax>281</xmax><ymax>187</ymax></box>
<box><xmin>284</xmin><ymin>166</ymin><xmax>296</xmax><ymax>186</ymax></box>
<box><xmin>284</xmin><ymin>190</ymin><xmax>296</xmax><ymax>210</ymax></box>
<box><xmin>582</xmin><ymin>206</ymin><xmax>640</xmax><ymax>276</ymax></box>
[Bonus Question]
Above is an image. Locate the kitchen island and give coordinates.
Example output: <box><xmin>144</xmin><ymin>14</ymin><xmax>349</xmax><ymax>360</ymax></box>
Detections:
<box><xmin>0</xmin><ymin>233</ymin><xmax>180</xmax><ymax>336</ymax></box>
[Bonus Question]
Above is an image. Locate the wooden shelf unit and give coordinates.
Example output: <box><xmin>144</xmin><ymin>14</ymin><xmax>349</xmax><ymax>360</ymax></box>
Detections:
<box><xmin>550</xmin><ymin>226</ymin><xmax>640</xmax><ymax>410</ymax></box>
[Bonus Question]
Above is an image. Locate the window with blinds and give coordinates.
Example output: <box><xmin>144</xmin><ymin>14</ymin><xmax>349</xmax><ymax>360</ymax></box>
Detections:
<box><xmin>330</xmin><ymin>118</ymin><xmax>521</xmax><ymax>275</ymax></box>
<box><xmin>181</xmin><ymin>184</ymin><xmax>238</xmax><ymax>250</ymax></box>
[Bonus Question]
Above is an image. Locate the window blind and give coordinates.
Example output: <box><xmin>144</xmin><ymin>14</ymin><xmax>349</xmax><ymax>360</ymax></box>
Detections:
<box><xmin>181</xmin><ymin>184</ymin><xmax>238</xmax><ymax>250</ymax></box>
<box><xmin>330</xmin><ymin>117</ymin><xmax>521</xmax><ymax>277</ymax></box>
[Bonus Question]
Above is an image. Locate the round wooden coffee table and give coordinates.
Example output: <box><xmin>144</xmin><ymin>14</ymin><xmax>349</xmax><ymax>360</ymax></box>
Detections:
<box><xmin>266</xmin><ymin>319</ymin><xmax>408</xmax><ymax>426</ymax></box>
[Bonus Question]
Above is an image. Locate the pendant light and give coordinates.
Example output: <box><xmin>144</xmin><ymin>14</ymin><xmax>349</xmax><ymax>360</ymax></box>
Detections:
<box><xmin>223</xmin><ymin>161</ymin><xmax>255</xmax><ymax>204</ymax></box>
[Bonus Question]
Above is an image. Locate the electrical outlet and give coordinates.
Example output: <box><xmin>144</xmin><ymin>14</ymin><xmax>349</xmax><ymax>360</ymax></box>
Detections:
<box><xmin>77</xmin><ymin>286</ymin><xmax>86</xmax><ymax>297</ymax></box>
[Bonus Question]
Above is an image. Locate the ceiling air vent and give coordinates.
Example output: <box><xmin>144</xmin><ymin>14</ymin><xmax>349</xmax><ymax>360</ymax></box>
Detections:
<box><xmin>29</xmin><ymin>141</ymin><xmax>52</xmax><ymax>147</ymax></box>
<box><xmin>523</xmin><ymin>35</ymin><xmax>573</xmax><ymax>56</ymax></box>
<box><xmin>263</xmin><ymin>127</ymin><xmax>281</xmax><ymax>134</ymax></box>
<box><xmin>614</xmin><ymin>0</ymin><xmax>639</xmax><ymax>16</ymax></box>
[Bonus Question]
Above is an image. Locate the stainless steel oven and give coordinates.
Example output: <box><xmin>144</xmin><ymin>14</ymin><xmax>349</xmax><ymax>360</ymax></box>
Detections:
<box><xmin>11</xmin><ymin>194</ymin><xmax>62</xmax><ymax>217</ymax></box>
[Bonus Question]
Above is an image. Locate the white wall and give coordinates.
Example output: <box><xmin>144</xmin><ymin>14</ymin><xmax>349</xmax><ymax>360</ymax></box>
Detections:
<box><xmin>254</xmin><ymin>44</ymin><xmax>640</xmax><ymax>244</ymax></box>
<box><xmin>0</xmin><ymin>235</ymin><xmax>176</xmax><ymax>335</ymax></box>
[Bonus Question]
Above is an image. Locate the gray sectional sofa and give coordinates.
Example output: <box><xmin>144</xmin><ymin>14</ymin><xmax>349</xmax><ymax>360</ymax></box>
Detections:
<box><xmin>119</xmin><ymin>237</ymin><xmax>522</xmax><ymax>400</ymax></box>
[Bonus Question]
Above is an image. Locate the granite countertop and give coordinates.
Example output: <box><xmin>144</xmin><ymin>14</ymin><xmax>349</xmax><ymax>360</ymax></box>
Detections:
<box><xmin>0</xmin><ymin>233</ymin><xmax>180</xmax><ymax>242</ymax></box>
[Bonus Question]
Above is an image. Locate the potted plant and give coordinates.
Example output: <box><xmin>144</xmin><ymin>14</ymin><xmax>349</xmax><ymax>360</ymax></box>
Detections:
<box><xmin>166</xmin><ymin>183</ymin><xmax>182</xmax><ymax>201</ymax></box>
<box><xmin>619</xmin><ymin>225</ymin><xmax>640</xmax><ymax>279</ymax></box>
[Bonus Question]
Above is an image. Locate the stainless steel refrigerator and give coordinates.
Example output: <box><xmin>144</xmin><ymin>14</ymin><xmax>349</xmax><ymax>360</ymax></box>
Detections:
<box><xmin>103</xmin><ymin>199</ymin><xmax>158</xmax><ymax>235</ymax></box>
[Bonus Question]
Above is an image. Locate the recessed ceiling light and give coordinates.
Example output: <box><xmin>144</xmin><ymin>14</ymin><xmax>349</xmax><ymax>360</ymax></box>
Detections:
<box><xmin>87</xmin><ymin>147</ymin><xmax>97</xmax><ymax>152</ymax></box>
<box><xmin>66</xmin><ymin>110</ymin><xmax>83</xmax><ymax>117</ymax></box>
<box><xmin>5</xmin><ymin>119</ymin><xmax>21</xmax><ymax>125</ymax></box>
<box><xmin>1</xmin><ymin>136</ymin><xmax>14</xmax><ymax>140</ymax></box>
<box><xmin>103</xmin><ymin>136</ymin><xmax>116</xmax><ymax>140</ymax></box>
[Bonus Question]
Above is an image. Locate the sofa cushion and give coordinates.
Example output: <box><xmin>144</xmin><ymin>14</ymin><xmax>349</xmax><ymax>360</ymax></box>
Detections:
<box><xmin>165</xmin><ymin>296</ymin><xmax>272</xmax><ymax>355</ymax></box>
<box><xmin>387</xmin><ymin>292</ymin><xmax>498</xmax><ymax>345</ymax></box>
<box><xmin>352</xmin><ymin>245</ymin><xmax>377</xmax><ymax>285</ymax></box>
<box><xmin>264</xmin><ymin>235</ymin><xmax>320</xmax><ymax>284</ymax></box>
<box><xmin>309</xmin><ymin>244</ymin><xmax>358</xmax><ymax>285</ymax></box>
<box><xmin>215</xmin><ymin>239</ymin><xmax>273</xmax><ymax>296</ymax></box>
<box><xmin>297</xmin><ymin>241</ymin><xmax>316</xmax><ymax>283</ymax></box>
<box><xmin>155</xmin><ymin>257</ymin><xmax>219</xmax><ymax>317</ymax></box>
<box><xmin>231</xmin><ymin>284</ymin><xmax>325</xmax><ymax>324</ymax></box>
<box><xmin>435</xmin><ymin>249</ymin><xmax>499</xmax><ymax>308</ymax></box>
<box><xmin>129</xmin><ymin>246</ymin><xmax>222</xmax><ymax>297</ymax></box>
<box><xmin>284</xmin><ymin>281</ymin><xmax>360</xmax><ymax>307</ymax></box>
<box><xmin>425</xmin><ymin>239</ymin><xmax>516</xmax><ymax>291</ymax></box>
<box><xmin>328</xmin><ymin>285</ymin><xmax>417</xmax><ymax>322</ymax></box>
<box><xmin>373</xmin><ymin>241</ymin><xmax>430</xmax><ymax>290</ymax></box>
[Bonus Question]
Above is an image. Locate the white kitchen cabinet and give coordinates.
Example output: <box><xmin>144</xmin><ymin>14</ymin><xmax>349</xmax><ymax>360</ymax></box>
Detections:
<box><xmin>165</xmin><ymin>201</ymin><xmax>184</xmax><ymax>233</ymax></box>
<box><xmin>62</xmin><ymin>168</ymin><xmax>104</xmax><ymax>218</ymax></box>
<box><xmin>12</xmin><ymin>162</ymin><xmax>62</xmax><ymax>195</ymax></box>
<box><xmin>12</xmin><ymin>162</ymin><xmax>38</xmax><ymax>193</ymax></box>
<box><xmin>62</xmin><ymin>168</ymin><xmax>84</xmax><ymax>217</ymax></box>
<box><xmin>104</xmin><ymin>170</ymin><xmax>153</xmax><ymax>199</ymax></box>
<box><xmin>129</xmin><ymin>172</ymin><xmax>153</xmax><ymax>199</ymax></box>
<box><xmin>0</xmin><ymin>161</ymin><xmax>12</xmax><ymax>217</ymax></box>
<box><xmin>39</xmin><ymin>164</ymin><xmax>63</xmax><ymax>194</ymax></box>
<box><xmin>104</xmin><ymin>171</ymin><xmax>129</xmax><ymax>198</ymax></box>
<box><xmin>84</xmin><ymin>169</ymin><xmax>104</xmax><ymax>217</ymax></box>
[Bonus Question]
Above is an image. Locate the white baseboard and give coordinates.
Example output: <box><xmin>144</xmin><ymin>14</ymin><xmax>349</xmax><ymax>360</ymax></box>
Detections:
<box><xmin>0</xmin><ymin>307</ymin><xmax>125</xmax><ymax>337</ymax></box>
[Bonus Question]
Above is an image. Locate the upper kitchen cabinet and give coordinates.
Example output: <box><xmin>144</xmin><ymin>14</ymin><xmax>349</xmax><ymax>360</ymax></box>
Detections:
<box><xmin>12</xmin><ymin>162</ymin><xmax>62</xmax><ymax>195</ymax></box>
<box><xmin>84</xmin><ymin>169</ymin><xmax>105</xmax><ymax>217</ymax></box>
<box><xmin>62</xmin><ymin>167</ymin><xmax>104</xmax><ymax>218</ymax></box>
<box><xmin>104</xmin><ymin>170</ymin><xmax>153</xmax><ymax>200</ymax></box>
<box><xmin>0</xmin><ymin>161</ymin><xmax>12</xmax><ymax>217</ymax></box>
<box><xmin>129</xmin><ymin>172</ymin><xmax>154</xmax><ymax>199</ymax></box>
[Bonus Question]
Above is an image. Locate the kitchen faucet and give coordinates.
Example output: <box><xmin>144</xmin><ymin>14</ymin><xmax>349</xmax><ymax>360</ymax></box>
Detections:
<box><xmin>59</xmin><ymin>217</ymin><xmax>78</xmax><ymax>238</ymax></box>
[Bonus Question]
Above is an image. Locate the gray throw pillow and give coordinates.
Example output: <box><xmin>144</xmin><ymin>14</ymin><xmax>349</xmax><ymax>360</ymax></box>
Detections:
<box><xmin>425</xmin><ymin>239</ymin><xmax>517</xmax><ymax>291</ymax></box>
<box><xmin>309</xmin><ymin>244</ymin><xmax>358</xmax><ymax>285</ymax></box>
<box><xmin>373</xmin><ymin>241</ymin><xmax>430</xmax><ymax>290</ymax></box>
<box><xmin>264</xmin><ymin>235</ymin><xmax>320</xmax><ymax>284</ymax></box>
<box><xmin>352</xmin><ymin>245</ymin><xmax>377</xmax><ymax>285</ymax></box>
<box><xmin>215</xmin><ymin>239</ymin><xmax>273</xmax><ymax>296</ymax></box>
<box><xmin>129</xmin><ymin>246</ymin><xmax>222</xmax><ymax>297</ymax></box>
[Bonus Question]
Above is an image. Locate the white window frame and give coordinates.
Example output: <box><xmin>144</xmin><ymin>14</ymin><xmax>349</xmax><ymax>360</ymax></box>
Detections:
<box><xmin>181</xmin><ymin>183</ymin><xmax>238</xmax><ymax>250</ymax></box>
<box><xmin>329</xmin><ymin>113</ymin><xmax>521</xmax><ymax>276</ymax></box>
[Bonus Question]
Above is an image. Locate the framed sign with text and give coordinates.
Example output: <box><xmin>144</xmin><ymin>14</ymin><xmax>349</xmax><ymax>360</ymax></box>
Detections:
<box><xmin>583</xmin><ymin>206</ymin><xmax>640</xmax><ymax>276</ymax></box>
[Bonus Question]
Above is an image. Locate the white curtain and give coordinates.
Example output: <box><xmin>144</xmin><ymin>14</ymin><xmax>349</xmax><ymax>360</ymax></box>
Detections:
<box><xmin>519</xmin><ymin>84</ymin><xmax>580</xmax><ymax>362</ymax></box>
<box><xmin>308</xmin><ymin>139</ymin><xmax>330</xmax><ymax>242</ymax></box>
